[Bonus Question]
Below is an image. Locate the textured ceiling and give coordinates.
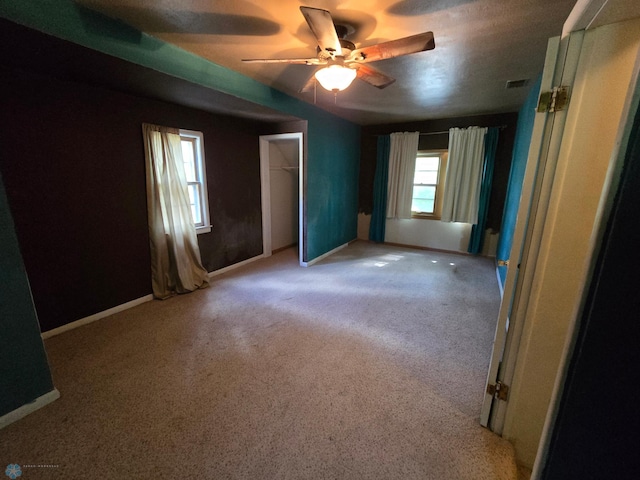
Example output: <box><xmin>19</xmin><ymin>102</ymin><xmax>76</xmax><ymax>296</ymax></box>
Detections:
<box><xmin>77</xmin><ymin>0</ymin><xmax>579</xmax><ymax>125</ymax></box>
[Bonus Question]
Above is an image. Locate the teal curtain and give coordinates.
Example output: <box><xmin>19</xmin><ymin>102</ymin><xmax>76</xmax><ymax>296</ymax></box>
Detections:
<box><xmin>468</xmin><ymin>127</ymin><xmax>500</xmax><ymax>254</ymax></box>
<box><xmin>369</xmin><ymin>135</ymin><xmax>391</xmax><ymax>242</ymax></box>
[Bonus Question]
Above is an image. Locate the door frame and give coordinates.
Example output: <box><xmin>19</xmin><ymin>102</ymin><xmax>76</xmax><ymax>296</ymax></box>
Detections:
<box><xmin>531</xmin><ymin>31</ymin><xmax>640</xmax><ymax>479</ymax></box>
<box><xmin>259</xmin><ymin>132</ymin><xmax>304</xmax><ymax>266</ymax></box>
<box><xmin>480</xmin><ymin>31</ymin><xmax>585</xmax><ymax>429</ymax></box>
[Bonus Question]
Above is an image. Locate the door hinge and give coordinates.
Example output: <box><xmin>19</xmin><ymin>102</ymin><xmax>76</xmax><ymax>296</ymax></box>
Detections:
<box><xmin>537</xmin><ymin>86</ymin><xmax>570</xmax><ymax>113</ymax></box>
<box><xmin>487</xmin><ymin>381</ymin><xmax>510</xmax><ymax>401</ymax></box>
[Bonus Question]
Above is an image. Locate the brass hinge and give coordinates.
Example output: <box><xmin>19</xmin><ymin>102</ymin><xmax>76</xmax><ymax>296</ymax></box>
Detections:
<box><xmin>487</xmin><ymin>381</ymin><xmax>510</xmax><ymax>401</ymax></box>
<box><xmin>497</xmin><ymin>259</ymin><xmax>509</xmax><ymax>267</ymax></box>
<box><xmin>537</xmin><ymin>86</ymin><xmax>570</xmax><ymax>113</ymax></box>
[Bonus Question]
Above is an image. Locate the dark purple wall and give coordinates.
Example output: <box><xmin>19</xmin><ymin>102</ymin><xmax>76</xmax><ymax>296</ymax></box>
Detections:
<box><xmin>359</xmin><ymin>113</ymin><xmax>518</xmax><ymax>232</ymax></box>
<box><xmin>0</xmin><ymin>66</ymin><xmax>278</xmax><ymax>332</ymax></box>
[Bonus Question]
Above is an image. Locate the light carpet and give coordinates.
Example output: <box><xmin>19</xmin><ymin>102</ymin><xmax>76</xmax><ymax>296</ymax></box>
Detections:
<box><xmin>0</xmin><ymin>241</ymin><xmax>517</xmax><ymax>479</ymax></box>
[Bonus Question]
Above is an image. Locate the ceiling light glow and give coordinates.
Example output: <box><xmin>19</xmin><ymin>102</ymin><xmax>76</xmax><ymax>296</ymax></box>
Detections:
<box><xmin>315</xmin><ymin>65</ymin><xmax>357</xmax><ymax>92</ymax></box>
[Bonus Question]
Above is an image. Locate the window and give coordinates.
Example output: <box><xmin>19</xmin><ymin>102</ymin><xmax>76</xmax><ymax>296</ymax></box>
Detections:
<box><xmin>179</xmin><ymin>129</ymin><xmax>211</xmax><ymax>234</ymax></box>
<box><xmin>411</xmin><ymin>150</ymin><xmax>448</xmax><ymax>219</ymax></box>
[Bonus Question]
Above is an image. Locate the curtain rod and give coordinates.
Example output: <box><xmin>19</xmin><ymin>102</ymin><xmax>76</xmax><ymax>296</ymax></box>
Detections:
<box><xmin>373</xmin><ymin>125</ymin><xmax>507</xmax><ymax>137</ymax></box>
<box><xmin>419</xmin><ymin>131</ymin><xmax>449</xmax><ymax>136</ymax></box>
<box><xmin>418</xmin><ymin>124</ymin><xmax>507</xmax><ymax>135</ymax></box>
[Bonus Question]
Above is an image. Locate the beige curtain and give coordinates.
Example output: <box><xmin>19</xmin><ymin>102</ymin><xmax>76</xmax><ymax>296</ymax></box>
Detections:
<box><xmin>142</xmin><ymin>123</ymin><xmax>208</xmax><ymax>299</ymax></box>
<box><xmin>441</xmin><ymin>126</ymin><xmax>487</xmax><ymax>224</ymax></box>
<box><xmin>386</xmin><ymin>131</ymin><xmax>420</xmax><ymax>219</ymax></box>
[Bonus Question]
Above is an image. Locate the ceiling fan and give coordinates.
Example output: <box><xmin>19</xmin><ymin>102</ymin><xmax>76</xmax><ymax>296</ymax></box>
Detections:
<box><xmin>242</xmin><ymin>6</ymin><xmax>435</xmax><ymax>93</ymax></box>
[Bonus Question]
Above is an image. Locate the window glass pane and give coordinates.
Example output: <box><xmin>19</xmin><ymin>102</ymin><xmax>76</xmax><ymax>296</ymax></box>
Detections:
<box><xmin>413</xmin><ymin>185</ymin><xmax>436</xmax><ymax>200</ymax></box>
<box><xmin>412</xmin><ymin>185</ymin><xmax>436</xmax><ymax>213</ymax></box>
<box><xmin>179</xmin><ymin>130</ymin><xmax>209</xmax><ymax>232</ymax></box>
<box><xmin>188</xmin><ymin>183</ymin><xmax>202</xmax><ymax>224</ymax></box>
<box><xmin>415</xmin><ymin>156</ymin><xmax>439</xmax><ymax>171</ymax></box>
<box><xmin>181</xmin><ymin>140</ymin><xmax>197</xmax><ymax>182</ymax></box>
<box><xmin>412</xmin><ymin>198</ymin><xmax>435</xmax><ymax>214</ymax></box>
<box><xmin>414</xmin><ymin>156</ymin><xmax>439</xmax><ymax>186</ymax></box>
<box><xmin>414</xmin><ymin>171</ymin><xmax>438</xmax><ymax>184</ymax></box>
<box><xmin>412</xmin><ymin>154</ymin><xmax>443</xmax><ymax>215</ymax></box>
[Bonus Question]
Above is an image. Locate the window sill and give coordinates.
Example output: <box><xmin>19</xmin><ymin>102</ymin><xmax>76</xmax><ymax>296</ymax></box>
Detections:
<box><xmin>196</xmin><ymin>225</ymin><xmax>212</xmax><ymax>235</ymax></box>
<box><xmin>411</xmin><ymin>214</ymin><xmax>441</xmax><ymax>221</ymax></box>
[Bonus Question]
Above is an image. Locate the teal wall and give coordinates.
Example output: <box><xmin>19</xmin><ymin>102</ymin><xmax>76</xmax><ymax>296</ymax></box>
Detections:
<box><xmin>0</xmin><ymin>0</ymin><xmax>361</xmax><ymax>262</ymax></box>
<box><xmin>306</xmin><ymin>120</ymin><xmax>360</xmax><ymax>258</ymax></box>
<box><xmin>496</xmin><ymin>76</ymin><xmax>542</xmax><ymax>286</ymax></box>
<box><xmin>0</xmin><ymin>171</ymin><xmax>54</xmax><ymax>417</ymax></box>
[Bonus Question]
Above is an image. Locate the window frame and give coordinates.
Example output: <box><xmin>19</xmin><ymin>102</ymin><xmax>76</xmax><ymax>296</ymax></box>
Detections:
<box><xmin>411</xmin><ymin>150</ymin><xmax>448</xmax><ymax>220</ymax></box>
<box><xmin>179</xmin><ymin>129</ymin><xmax>211</xmax><ymax>234</ymax></box>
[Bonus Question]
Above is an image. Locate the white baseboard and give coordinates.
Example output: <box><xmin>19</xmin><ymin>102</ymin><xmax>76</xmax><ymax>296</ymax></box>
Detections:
<box><xmin>40</xmin><ymin>254</ymin><xmax>273</xmax><ymax>339</ymax></box>
<box><xmin>0</xmin><ymin>389</ymin><xmax>60</xmax><ymax>430</ymax></box>
<box><xmin>207</xmin><ymin>253</ymin><xmax>265</xmax><ymax>278</ymax></box>
<box><xmin>41</xmin><ymin>294</ymin><xmax>154</xmax><ymax>339</ymax></box>
<box><xmin>42</xmin><ymin>253</ymin><xmax>266</xmax><ymax>338</ymax></box>
<box><xmin>301</xmin><ymin>242</ymin><xmax>348</xmax><ymax>267</ymax></box>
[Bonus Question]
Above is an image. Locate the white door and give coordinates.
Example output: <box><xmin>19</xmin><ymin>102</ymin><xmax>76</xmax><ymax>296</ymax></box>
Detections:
<box><xmin>480</xmin><ymin>31</ymin><xmax>585</xmax><ymax>429</ymax></box>
<box><xmin>259</xmin><ymin>133</ymin><xmax>304</xmax><ymax>266</ymax></box>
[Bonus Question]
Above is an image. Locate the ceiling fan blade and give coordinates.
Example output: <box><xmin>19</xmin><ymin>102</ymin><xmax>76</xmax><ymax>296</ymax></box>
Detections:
<box><xmin>300</xmin><ymin>6</ymin><xmax>342</xmax><ymax>57</ymax></box>
<box><xmin>242</xmin><ymin>57</ymin><xmax>324</xmax><ymax>65</ymax></box>
<box><xmin>355</xmin><ymin>64</ymin><xmax>396</xmax><ymax>89</ymax></box>
<box><xmin>349</xmin><ymin>32</ymin><xmax>435</xmax><ymax>63</ymax></box>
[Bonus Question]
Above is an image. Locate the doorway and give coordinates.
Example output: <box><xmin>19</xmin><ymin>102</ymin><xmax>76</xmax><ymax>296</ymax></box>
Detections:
<box><xmin>259</xmin><ymin>133</ymin><xmax>304</xmax><ymax>266</ymax></box>
<box><xmin>482</xmin><ymin>13</ymin><xmax>640</xmax><ymax>472</ymax></box>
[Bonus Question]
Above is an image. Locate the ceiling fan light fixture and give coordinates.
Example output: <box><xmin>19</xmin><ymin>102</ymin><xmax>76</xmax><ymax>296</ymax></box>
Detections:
<box><xmin>314</xmin><ymin>65</ymin><xmax>357</xmax><ymax>92</ymax></box>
